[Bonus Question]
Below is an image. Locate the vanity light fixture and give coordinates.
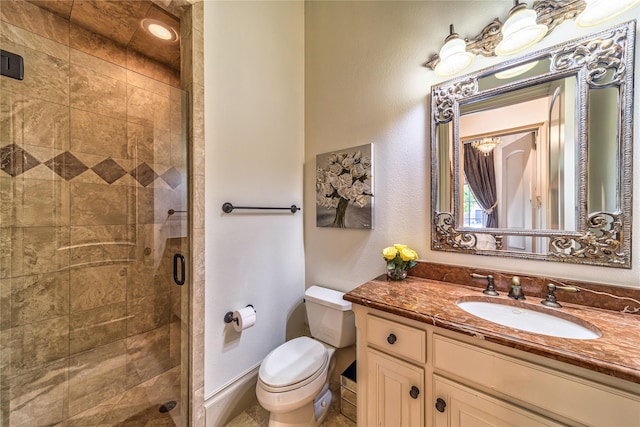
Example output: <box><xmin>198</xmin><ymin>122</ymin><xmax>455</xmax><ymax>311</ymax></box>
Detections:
<box><xmin>575</xmin><ymin>0</ymin><xmax>640</xmax><ymax>27</ymax></box>
<box><xmin>494</xmin><ymin>0</ymin><xmax>548</xmax><ymax>56</ymax></box>
<box><xmin>471</xmin><ymin>137</ymin><xmax>501</xmax><ymax>156</ymax></box>
<box><xmin>142</xmin><ymin>19</ymin><xmax>178</xmax><ymax>42</ymax></box>
<box><xmin>434</xmin><ymin>25</ymin><xmax>475</xmax><ymax>77</ymax></box>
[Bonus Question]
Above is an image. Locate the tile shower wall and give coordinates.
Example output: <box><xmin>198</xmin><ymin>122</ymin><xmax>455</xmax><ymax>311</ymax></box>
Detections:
<box><xmin>0</xmin><ymin>1</ymin><xmax>187</xmax><ymax>425</ymax></box>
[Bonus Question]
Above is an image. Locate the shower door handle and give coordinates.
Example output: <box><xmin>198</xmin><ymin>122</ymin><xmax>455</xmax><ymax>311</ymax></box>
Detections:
<box><xmin>173</xmin><ymin>253</ymin><xmax>186</xmax><ymax>286</ymax></box>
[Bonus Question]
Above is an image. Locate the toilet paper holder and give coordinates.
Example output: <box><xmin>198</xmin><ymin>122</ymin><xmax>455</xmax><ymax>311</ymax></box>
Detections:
<box><xmin>224</xmin><ymin>304</ymin><xmax>255</xmax><ymax>325</ymax></box>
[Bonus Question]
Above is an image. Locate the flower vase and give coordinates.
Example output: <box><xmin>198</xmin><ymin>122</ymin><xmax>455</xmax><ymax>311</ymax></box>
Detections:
<box><xmin>332</xmin><ymin>198</ymin><xmax>349</xmax><ymax>228</ymax></box>
<box><xmin>387</xmin><ymin>267</ymin><xmax>408</xmax><ymax>281</ymax></box>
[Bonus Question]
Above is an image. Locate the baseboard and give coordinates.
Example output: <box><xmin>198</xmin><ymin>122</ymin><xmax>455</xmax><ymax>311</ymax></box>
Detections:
<box><xmin>204</xmin><ymin>365</ymin><xmax>260</xmax><ymax>427</ymax></box>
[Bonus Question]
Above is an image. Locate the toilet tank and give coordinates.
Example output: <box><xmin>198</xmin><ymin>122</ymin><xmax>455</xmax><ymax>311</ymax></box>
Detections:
<box><xmin>304</xmin><ymin>286</ymin><xmax>356</xmax><ymax>348</ymax></box>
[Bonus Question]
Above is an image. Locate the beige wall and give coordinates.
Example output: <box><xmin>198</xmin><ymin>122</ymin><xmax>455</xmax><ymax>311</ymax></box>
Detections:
<box><xmin>304</xmin><ymin>1</ymin><xmax>640</xmax><ymax>290</ymax></box>
<box><xmin>203</xmin><ymin>0</ymin><xmax>305</xmax><ymax>398</ymax></box>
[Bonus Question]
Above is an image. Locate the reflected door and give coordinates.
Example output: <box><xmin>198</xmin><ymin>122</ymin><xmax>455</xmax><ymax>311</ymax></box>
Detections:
<box><xmin>500</xmin><ymin>133</ymin><xmax>536</xmax><ymax>252</ymax></box>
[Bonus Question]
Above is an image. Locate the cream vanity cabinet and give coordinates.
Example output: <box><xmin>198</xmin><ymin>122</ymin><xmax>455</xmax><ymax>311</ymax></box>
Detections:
<box><xmin>353</xmin><ymin>305</ymin><xmax>640</xmax><ymax>427</ymax></box>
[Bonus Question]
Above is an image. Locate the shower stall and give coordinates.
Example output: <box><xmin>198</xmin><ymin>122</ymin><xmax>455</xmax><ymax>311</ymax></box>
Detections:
<box><xmin>1</xmin><ymin>1</ymin><xmax>191</xmax><ymax>425</ymax></box>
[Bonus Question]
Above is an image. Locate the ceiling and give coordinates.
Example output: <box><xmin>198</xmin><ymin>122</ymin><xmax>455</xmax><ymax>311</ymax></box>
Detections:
<box><xmin>27</xmin><ymin>0</ymin><xmax>181</xmax><ymax>71</ymax></box>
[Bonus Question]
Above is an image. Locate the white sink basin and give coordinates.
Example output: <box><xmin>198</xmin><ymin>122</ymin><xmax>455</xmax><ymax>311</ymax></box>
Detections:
<box><xmin>456</xmin><ymin>299</ymin><xmax>601</xmax><ymax>340</ymax></box>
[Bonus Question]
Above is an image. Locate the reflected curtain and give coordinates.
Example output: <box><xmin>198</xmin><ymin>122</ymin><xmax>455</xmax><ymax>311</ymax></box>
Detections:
<box><xmin>464</xmin><ymin>144</ymin><xmax>498</xmax><ymax>228</ymax></box>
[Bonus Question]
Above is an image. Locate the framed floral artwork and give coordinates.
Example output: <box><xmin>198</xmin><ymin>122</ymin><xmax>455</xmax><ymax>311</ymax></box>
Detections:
<box><xmin>316</xmin><ymin>143</ymin><xmax>374</xmax><ymax>229</ymax></box>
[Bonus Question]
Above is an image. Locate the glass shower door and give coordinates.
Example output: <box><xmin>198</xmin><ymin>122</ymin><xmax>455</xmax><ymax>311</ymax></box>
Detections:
<box><xmin>0</xmin><ymin>3</ymin><xmax>189</xmax><ymax>424</ymax></box>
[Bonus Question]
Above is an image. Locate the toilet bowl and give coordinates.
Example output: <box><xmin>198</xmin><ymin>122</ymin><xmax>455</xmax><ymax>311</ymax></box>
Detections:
<box><xmin>256</xmin><ymin>286</ymin><xmax>355</xmax><ymax>427</ymax></box>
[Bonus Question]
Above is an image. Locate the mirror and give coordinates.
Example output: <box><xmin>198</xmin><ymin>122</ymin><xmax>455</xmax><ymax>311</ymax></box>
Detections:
<box><xmin>431</xmin><ymin>21</ymin><xmax>635</xmax><ymax>268</ymax></box>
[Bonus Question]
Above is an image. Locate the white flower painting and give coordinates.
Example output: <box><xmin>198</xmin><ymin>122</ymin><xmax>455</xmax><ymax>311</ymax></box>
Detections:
<box><xmin>316</xmin><ymin>144</ymin><xmax>373</xmax><ymax>229</ymax></box>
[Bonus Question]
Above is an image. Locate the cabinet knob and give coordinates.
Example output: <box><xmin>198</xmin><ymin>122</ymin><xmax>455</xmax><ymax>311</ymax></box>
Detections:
<box><xmin>387</xmin><ymin>333</ymin><xmax>397</xmax><ymax>344</ymax></box>
<box><xmin>435</xmin><ymin>398</ymin><xmax>447</xmax><ymax>412</ymax></box>
<box><xmin>409</xmin><ymin>386</ymin><xmax>420</xmax><ymax>399</ymax></box>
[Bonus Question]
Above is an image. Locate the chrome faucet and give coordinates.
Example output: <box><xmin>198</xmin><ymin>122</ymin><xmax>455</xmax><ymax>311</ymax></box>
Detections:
<box><xmin>507</xmin><ymin>276</ymin><xmax>525</xmax><ymax>300</ymax></box>
<box><xmin>541</xmin><ymin>283</ymin><xmax>579</xmax><ymax>308</ymax></box>
<box><xmin>470</xmin><ymin>273</ymin><xmax>498</xmax><ymax>296</ymax></box>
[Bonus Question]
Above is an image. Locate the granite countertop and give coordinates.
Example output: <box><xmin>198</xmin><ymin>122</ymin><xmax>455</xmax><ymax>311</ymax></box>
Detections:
<box><xmin>344</xmin><ymin>276</ymin><xmax>640</xmax><ymax>385</ymax></box>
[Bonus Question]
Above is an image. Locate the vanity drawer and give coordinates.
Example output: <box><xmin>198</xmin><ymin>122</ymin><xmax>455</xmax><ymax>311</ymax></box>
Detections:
<box><xmin>366</xmin><ymin>315</ymin><xmax>426</xmax><ymax>364</ymax></box>
<box><xmin>433</xmin><ymin>334</ymin><xmax>640</xmax><ymax>426</ymax></box>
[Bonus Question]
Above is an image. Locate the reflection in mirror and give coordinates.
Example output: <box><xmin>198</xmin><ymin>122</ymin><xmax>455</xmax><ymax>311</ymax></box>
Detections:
<box><xmin>459</xmin><ymin>77</ymin><xmax>578</xmax><ymax>239</ymax></box>
<box><xmin>431</xmin><ymin>21</ymin><xmax>635</xmax><ymax>268</ymax></box>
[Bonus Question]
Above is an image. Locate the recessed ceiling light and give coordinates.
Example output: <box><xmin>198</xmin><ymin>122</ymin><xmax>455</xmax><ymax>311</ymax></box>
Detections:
<box><xmin>142</xmin><ymin>19</ymin><xmax>178</xmax><ymax>42</ymax></box>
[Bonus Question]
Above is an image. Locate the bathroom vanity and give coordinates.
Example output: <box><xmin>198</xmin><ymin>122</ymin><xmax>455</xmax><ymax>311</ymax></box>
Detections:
<box><xmin>344</xmin><ymin>275</ymin><xmax>640</xmax><ymax>427</ymax></box>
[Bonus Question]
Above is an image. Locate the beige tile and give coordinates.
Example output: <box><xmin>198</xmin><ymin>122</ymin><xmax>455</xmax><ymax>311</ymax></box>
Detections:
<box><xmin>6</xmin><ymin>357</ymin><xmax>67</xmax><ymax>427</ymax></box>
<box><xmin>0</xmin><ymin>177</ymin><xmax>13</xmax><ymax>230</ymax></box>
<box><xmin>67</xmin><ymin>339</ymin><xmax>128</xmax><ymax>417</ymax></box>
<box><xmin>70</xmin><ymin>63</ymin><xmax>127</xmax><ymax>120</ymax></box>
<box><xmin>70</xmin><ymin>108</ymin><xmax>128</xmax><ymax>158</ymax></box>
<box><xmin>192</xmin><ymin>28</ymin><xmax>204</xmax><ymax>87</ymax></box>
<box><xmin>0</xmin><ymin>40</ymin><xmax>69</xmax><ymax>106</ymax></box>
<box><xmin>1</xmin><ymin>90</ymin><xmax>24</xmax><ymax>146</ymax></box>
<box><xmin>134</xmin><ymin>186</ymin><xmax>181</xmax><ymax>225</ymax></box>
<box><xmin>169</xmin><ymin>320</ymin><xmax>182</xmax><ymax>367</ymax></box>
<box><xmin>192</xmin><ymin>229</ymin><xmax>204</xmax><ymax>283</ymax></box>
<box><xmin>9</xmin><ymin>178</ymin><xmax>69</xmax><ymax>227</ymax></box>
<box><xmin>1</xmin><ymin>315</ymin><xmax>69</xmax><ymax>376</ymax></box>
<box><xmin>127</xmin><ymin>292</ymin><xmax>173</xmax><ymax>337</ymax></box>
<box><xmin>192</xmin><ymin>1</ymin><xmax>203</xmax><ymax>34</ymax></box>
<box><xmin>191</xmin><ymin>135</ymin><xmax>205</xmax><ymax>175</ymax></box>
<box><xmin>128</xmin><ymin>122</ymin><xmax>172</xmax><ymax>165</ymax></box>
<box><xmin>10</xmin><ymin>226</ymin><xmax>70</xmax><ymax>277</ymax></box>
<box><xmin>69</xmin><ymin>301</ymin><xmax>127</xmax><ymax>355</ymax></box>
<box><xmin>126</xmin><ymin>324</ymin><xmax>175</xmax><ymax>384</ymax></box>
<box><xmin>68</xmin><ymin>0</ymin><xmax>152</xmax><ymax>47</ymax></box>
<box><xmin>69</xmin><ymin>264</ymin><xmax>127</xmax><ymax>312</ymax></box>
<box><xmin>67</xmin><ymin>384</ymin><xmax>152</xmax><ymax>426</ymax></box>
<box><xmin>191</xmin><ymin>82</ymin><xmax>204</xmax><ymax>141</ymax></box>
<box><xmin>192</xmin><ymin>173</ymin><xmax>204</xmax><ymax>230</ymax></box>
<box><xmin>0</xmin><ymin>0</ymin><xmax>69</xmax><ymax>46</ymax></box>
<box><xmin>10</xmin><ymin>272</ymin><xmax>69</xmax><ymax>327</ymax></box>
<box><xmin>70</xmin><ymin>48</ymin><xmax>127</xmax><ymax>82</ymax></box>
<box><xmin>69</xmin><ymin>23</ymin><xmax>127</xmax><ymax>68</ymax></box>
<box><xmin>69</xmin><ymin>224</ymin><xmax>135</xmax><ymax>268</ymax></box>
<box><xmin>21</xmin><ymin>96</ymin><xmax>70</xmax><ymax>150</ymax></box>
<box><xmin>126</xmin><ymin>49</ymin><xmax>180</xmax><ymax>88</ymax></box>
<box><xmin>170</xmin><ymin>86</ymin><xmax>186</xmax><ymax>131</ymax></box>
<box><xmin>0</xmin><ymin>228</ymin><xmax>11</xmax><ymax>278</ymax></box>
<box><xmin>0</xmin><ymin>276</ymin><xmax>9</xmax><ymax>331</ymax></box>
<box><xmin>28</xmin><ymin>1</ymin><xmax>74</xmax><ymax>19</ymax></box>
<box><xmin>70</xmin><ymin>182</ymin><xmax>130</xmax><ymax>226</ymax></box>
<box><xmin>127</xmin><ymin>70</ymin><xmax>171</xmax><ymax>97</ymax></box>
<box><xmin>127</xmin><ymin>85</ymin><xmax>171</xmax><ymax>132</ymax></box>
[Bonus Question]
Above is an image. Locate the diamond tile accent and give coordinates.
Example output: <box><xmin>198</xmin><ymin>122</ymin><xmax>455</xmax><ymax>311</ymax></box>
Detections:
<box><xmin>161</xmin><ymin>167</ymin><xmax>182</xmax><ymax>189</ymax></box>
<box><xmin>92</xmin><ymin>158</ymin><xmax>127</xmax><ymax>184</ymax></box>
<box><xmin>130</xmin><ymin>162</ymin><xmax>158</xmax><ymax>187</ymax></box>
<box><xmin>0</xmin><ymin>144</ymin><xmax>42</xmax><ymax>177</ymax></box>
<box><xmin>44</xmin><ymin>151</ymin><xmax>89</xmax><ymax>181</ymax></box>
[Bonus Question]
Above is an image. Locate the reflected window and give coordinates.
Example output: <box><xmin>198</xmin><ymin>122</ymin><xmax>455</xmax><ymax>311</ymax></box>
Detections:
<box><xmin>463</xmin><ymin>181</ymin><xmax>485</xmax><ymax>228</ymax></box>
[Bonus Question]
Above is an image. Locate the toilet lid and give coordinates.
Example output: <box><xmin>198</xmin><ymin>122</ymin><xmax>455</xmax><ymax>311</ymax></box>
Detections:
<box><xmin>259</xmin><ymin>337</ymin><xmax>327</xmax><ymax>388</ymax></box>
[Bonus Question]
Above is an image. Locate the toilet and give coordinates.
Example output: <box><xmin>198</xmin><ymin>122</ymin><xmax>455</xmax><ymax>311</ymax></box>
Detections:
<box><xmin>256</xmin><ymin>286</ymin><xmax>356</xmax><ymax>427</ymax></box>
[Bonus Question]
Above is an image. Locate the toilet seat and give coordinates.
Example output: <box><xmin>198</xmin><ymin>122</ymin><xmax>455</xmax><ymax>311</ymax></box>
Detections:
<box><xmin>259</xmin><ymin>337</ymin><xmax>328</xmax><ymax>392</ymax></box>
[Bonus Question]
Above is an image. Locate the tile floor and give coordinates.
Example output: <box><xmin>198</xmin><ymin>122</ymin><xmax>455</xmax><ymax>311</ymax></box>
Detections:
<box><xmin>225</xmin><ymin>383</ymin><xmax>356</xmax><ymax>427</ymax></box>
<box><xmin>59</xmin><ymin>366</ymin><xmax>183</xmax><ymax>426</ymax></box>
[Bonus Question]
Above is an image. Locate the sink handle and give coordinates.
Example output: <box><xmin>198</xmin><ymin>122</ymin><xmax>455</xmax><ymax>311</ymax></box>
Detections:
<box><xmin>470</xmin><ymin>273</ymin><xmax>498</xmax><ymax>296</ymax></box>
<box><xmin>541</xmin><ymin>283</ymin><xmax>580</xmax><ymax>308</ymax></box>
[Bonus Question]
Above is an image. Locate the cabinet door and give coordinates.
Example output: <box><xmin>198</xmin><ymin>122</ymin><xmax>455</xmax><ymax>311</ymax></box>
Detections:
<box><xmin>433</xmin><ymin>376</ymin><xmax>564</xmax><ymax>427</ymax></box>
<box><xmin>366</xmin><ymin>348</ymin><xmax>424</xmax><ymax>427</ymax></box>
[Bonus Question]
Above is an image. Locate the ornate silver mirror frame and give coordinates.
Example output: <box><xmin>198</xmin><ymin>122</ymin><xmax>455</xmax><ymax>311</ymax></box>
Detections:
<box><xmin>430</xmin><ymin>21</ymin><xmax>635</xmax><ymax>268</ymax></box>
